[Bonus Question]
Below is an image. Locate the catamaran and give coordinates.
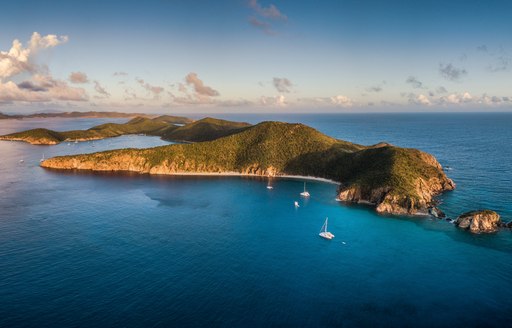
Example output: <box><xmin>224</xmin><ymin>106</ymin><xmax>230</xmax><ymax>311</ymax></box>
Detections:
<box><xmin>300</xmin><ymin>182</ymin><xmax>310</xmax><ymax>197</ymax></box>
<box><xmin>319</xmin><ymin>217</ymin><xmax>335</xmax><ymax>240</ymax></box>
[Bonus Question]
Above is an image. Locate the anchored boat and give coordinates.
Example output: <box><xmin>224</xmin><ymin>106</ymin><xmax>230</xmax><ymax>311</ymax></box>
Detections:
<box><xmin>319</xmin><ymin>217</ymin><xmax>335</xmax><ymax>240</ymax></box>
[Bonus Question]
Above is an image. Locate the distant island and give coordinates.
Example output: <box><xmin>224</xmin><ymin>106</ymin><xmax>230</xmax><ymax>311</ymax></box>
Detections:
<box><xmin>41</xmin><ymin>119</ymin><xmax>455</xmax><ymax>216</ymax></box>
<box><xmin>0</xmin><ymin>111</ymin><xmax>160</xmax><ymax>120</ymax></box>
<box><xmin>0</xmin><ymin>115</ymin><xmax>246</xmax><ymax>145</ymax></box>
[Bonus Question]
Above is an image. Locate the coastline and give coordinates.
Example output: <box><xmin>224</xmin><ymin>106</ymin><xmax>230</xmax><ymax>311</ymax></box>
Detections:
<box><xmin>150</xmin><ymin>171</ymin><xmax>341</xmax><ymax>185</ymax></box>
<box><xmin>43</xmin><ymin>166</ymin><xmax>341</xmax><ymax>185</ymax></box>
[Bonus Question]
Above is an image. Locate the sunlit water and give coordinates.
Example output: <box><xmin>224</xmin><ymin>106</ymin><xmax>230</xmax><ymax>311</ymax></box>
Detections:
<box><xmin>0</xmin><ymin>114</ymin><xmax>511</xmax><ymax>327</ymax></box>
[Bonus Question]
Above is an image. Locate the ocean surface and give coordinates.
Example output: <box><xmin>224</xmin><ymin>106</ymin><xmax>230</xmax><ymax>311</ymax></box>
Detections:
<box><xmin>0</xmin><ymin>113</ymin><xmax>510</xmax><ymax>327</ymax></box>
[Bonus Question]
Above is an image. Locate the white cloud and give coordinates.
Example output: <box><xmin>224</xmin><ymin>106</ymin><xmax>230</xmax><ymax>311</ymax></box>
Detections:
<box><xmin>439</xmin><ymin>92</ymin><xmax>473</xmax><ymax>104</ymax></box>
<box><xmin>260</xmin><ymin>95</ymin><xmax>286</xmax><ymax>107</ymax></box>
<box><xmin>273</xmin><ymin>77</ymin><xmax>293</xmax><ymax>93</ymax></box>
<box><xmin>248</xmin><ymin>0</ymin><xmax>287</xmax><ymax>20</ymax></box>
<box><xmin>406</xmin><ymin>76</ymin><xmax>425</xmax><ymax>89</ymax></box>
<box><xmin>184</xmin><ymin>72</ymin><xmax>220</xmax><ymax>99</ymax></box>
<box><xmin>330</xmin><ymin>95</ymin><xmax>353</xmax><ymax>107</ymax></box>
<box><xmin>0</xmin><ymin>32</ymin><xmax>68</xmax><ymax>80</ymax></box>
<box><xmin>404</xmin><ymin>91</ymin><xmax>512</xmax><ymax>107</ymax></box>
<box><xmin>69</xmin><ymin>71</ymin><xmax>89</xmax><ymax>84</ymax></box>
<box><xmin>0</xmin><ymin>32</ymin><xmax>86</xmax><ymax>105</ymax></box>
<box><xmin>416</xmin><ymin>94</ymin><xmax>431</xmax><ymax>105</ymax></box>
<box><xmin>297</xmin><ymin>95</ymin><xmax>354</xmax><ymax>107</ymax></box>
<box><xmin>439</xmin><ymin>63</ymin><xmax>467</xmax><ymax>81</ymax></box>
<box><xmin>136</xmin><ymin>78</ymin><xmax>164</xmax><ymax>99</ymax></box>
<box><xmin>0</xmin><ymin>76</ymin><xmax>87</xmax><ymax>102</ymax></box>
<box><xmin>248</xmin><ymin>0</ymin><xmax>287</xmax><ymax>35</ymax></box>
<box><xmin>29</xmin><ymin>32</ymin><xmax>68</xmax><ymax>50</ymax></box>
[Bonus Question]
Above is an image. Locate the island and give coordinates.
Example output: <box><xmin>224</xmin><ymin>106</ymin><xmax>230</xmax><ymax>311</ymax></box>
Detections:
<box><xmin>0</xmin><ymin>110</ymin><xmax>162</xmax><ymax>120</ymax></box>
<box><xmin>41</xmin><ymin>120</ymin><xmax>455</xmax><ymax>216</ymax></box>
<box><xmin>454</xmin><ymin>210</ymin><xmax>502</xmax><ymax>233</ymax></box>
<box><xmin>0</xmin><ymin>116</ymin><xmax>248</xmax><ymax>145</ymax></box>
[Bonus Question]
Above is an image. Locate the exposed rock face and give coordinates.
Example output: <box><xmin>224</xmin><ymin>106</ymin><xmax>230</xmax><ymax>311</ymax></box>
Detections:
<box><xmin>454</xmin><ymin>210</ymin><xmax>501</xmax><ymax>233</ymax></box>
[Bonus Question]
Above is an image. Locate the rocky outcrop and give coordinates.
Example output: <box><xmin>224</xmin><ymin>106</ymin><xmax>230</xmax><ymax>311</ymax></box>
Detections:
<box><xmin>337</xmin><ymin>150</ymin><xmax>455</xmax><ymax>216</ymax></box>
<box><xmin>429</xmin><ymin>206</ymin><xmax>446</xmax><ymax>219</ymax></box>
<box><xmin>454</xmin><ymin>210</ymin><xmax>501</xmax><ymax>233</ymax></box>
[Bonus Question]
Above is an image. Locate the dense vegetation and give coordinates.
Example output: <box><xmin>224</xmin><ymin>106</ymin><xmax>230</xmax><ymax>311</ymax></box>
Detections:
<box><xmin>0</xmin><ymin>116</ymin><xmax>246</xmax><ymax>145</ymax></box>
<box><xmin>161</xmin><ymin>117</ymin><xmax>251</xmax><ymax>142</ymax></box>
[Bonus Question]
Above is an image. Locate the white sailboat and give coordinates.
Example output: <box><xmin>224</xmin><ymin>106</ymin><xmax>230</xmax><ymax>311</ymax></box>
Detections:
<box><xmin>40</xmin><ymin>153</ymin><xmax>45</xmax><ymax>163</ymax></box>
<box><xmin>319</xmin><ymin>217</ymin><xmax>335</xmax><ymax>240</ymax></box>
<box><xmin>300</xmin><ymin>182</ymin><xmax>310</xmax><ymax>197</ymax></box>
<box><xmin>266</xmin><ymin>178</ymin><xmax>273</xmax><ymax>189</ymax></box>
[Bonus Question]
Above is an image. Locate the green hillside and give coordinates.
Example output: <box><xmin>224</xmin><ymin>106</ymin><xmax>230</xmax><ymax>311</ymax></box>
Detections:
<box><xmin>161</xmin><ymin>117</ymin><xmax>251</xmax><ymax>142</ymax></box>
<box><xmin>0</xmin><ymin>116</ymin><xmax>248</xmax><ymax>145</ymax></box>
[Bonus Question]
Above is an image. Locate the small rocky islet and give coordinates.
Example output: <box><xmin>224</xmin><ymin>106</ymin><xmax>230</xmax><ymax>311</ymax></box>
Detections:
<box><xmin>454</xmin><ymin>210</ymin><xmax>503</xmax><ymax>233</ymax></box>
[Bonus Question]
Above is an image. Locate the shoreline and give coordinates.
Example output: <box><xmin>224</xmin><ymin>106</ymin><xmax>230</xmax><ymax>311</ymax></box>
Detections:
<box><xmin>147</xmin><ymin>171</ymin><xmax>340</xmax><ymax>185</ymax></box>
<box><xmin>43</xmin><ymin>167</ymin><xmax>341</xmax><ymax>185</ymax></box>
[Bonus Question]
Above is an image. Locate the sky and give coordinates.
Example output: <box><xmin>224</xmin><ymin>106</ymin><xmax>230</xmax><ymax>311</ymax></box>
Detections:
<box><xmin>0</xmin><ymin>0</ymin><xmax>511</xmax><ymax>113</ymax></box>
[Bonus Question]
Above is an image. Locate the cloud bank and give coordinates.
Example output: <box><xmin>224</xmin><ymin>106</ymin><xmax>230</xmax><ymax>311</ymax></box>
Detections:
<box><xmin>0</xmin><ymin>33</ymin><xmax>88</xmax><ymax>104</ymax></box>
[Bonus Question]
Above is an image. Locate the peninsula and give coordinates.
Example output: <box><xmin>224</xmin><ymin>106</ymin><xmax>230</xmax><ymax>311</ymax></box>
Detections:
<box><xmin>0</xmin><ymin>116</ymin><xmax>248</xmax><ymax>145</ymax></box>
<box><xmin>41</xmin><ymin>120</ymin><xmax>455</xmax><ymax>216</ymax></box>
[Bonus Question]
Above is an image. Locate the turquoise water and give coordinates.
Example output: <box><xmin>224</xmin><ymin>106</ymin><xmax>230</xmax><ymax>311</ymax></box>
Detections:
<box><xmin>0</xmin><ymin>114</ymin><xmax>511</xmax><ymax>327</ymax></box>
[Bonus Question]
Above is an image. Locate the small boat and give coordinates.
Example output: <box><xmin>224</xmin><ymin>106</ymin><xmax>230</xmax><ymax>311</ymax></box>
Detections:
<box><xmin>319</xmin><ymin>217</ymin><xmax>335</xmax><ymax>240</ymax></box>
<box><xmin>300</xmin><ymin>182</ymin><xmax>310</xmax><ymax>197</ymax></box>
<box><xmin>294</xmin><ymin>201</ymin><xmax>300</xmax><ymax>208</ymax></box>
<box><xmin>40</xmin><ymin>153</ymin><xmax>45</xmax><ymax>163</ymax></box>
<box><xmin>266</xmin><ymin>176</ymin><xmax>274</xmax><ymax>189</ymax></box>
<box><xmin>74</xmin><ymin>140</ymin><xmax>78</xmax><ymax>144</ymax></box>
<box><xmin>19</xmin><ymin>159</ymin><xmax>24</xmax><ymax>163</ymax></box>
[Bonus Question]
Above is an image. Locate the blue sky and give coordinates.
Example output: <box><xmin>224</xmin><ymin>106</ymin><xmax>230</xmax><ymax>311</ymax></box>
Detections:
<box><xmin>0</xmin><ymin>0</ymin><xmax>511</xmax><ymax>113</ymax></box>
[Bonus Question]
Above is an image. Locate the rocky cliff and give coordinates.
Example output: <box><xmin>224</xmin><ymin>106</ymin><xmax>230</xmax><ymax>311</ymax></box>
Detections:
<box><xmin>336</xmin><ymin>146</ymin><xmax>455</xmax><ymax>215</ymax></box>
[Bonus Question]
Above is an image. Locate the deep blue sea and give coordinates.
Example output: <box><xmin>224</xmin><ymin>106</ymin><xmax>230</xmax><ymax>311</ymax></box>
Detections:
<box><xmin>0</xmin><ymin>113</ymin><xmax>511</xmax><ymax>327</ymax></box>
